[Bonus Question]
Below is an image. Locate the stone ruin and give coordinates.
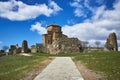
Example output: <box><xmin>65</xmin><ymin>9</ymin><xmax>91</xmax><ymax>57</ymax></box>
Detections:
<box><xmin>9</xmin><ymin>40</ymin><xmax>29</xmax><ymax>54</ymax></box>
<box><xmin>8</xmin><ymin>25</ymin><xmax>118</xmax><ymax>55</ymax></box>
<box><xmin>31</xmin><ymin>43</ymin><xmax>42</xmax><ymax>53</ymax></box>
<box><xmin>9</xmin><ymin>44</ymin><xmax>21</xmax><ymax>54</ymax></box>
<box><xmin>104</xmin><ymin>32</ymin><xmax>118</xmax><ymax>51</ymax></box>
<box><xmin>21</xmin><ymin>40</ymin><xmax>29</xmax><ymax>53</ymax></box>
<box><xmin>42</xmin><ymin>24</ymin><xmax>82</xmax><ymax>54</ymax></box>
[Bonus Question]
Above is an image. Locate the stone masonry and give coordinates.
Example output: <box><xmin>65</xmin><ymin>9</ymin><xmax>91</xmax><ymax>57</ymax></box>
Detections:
<box><xmin>42</xmin><ymin>24</ymin><xmax>82</xmax><ymax>54</ymax></box>
<box><xmin>31</xmin><ymin>43</ymin><xmax>42</xmax><ymax>53</ymax></box>
<box><xmin>22</xmin><ymin>40</ymin><xmax>29</xmax><ymax>53</ymax></box>
<box><xmin>105</xmin><ymin>32</ymin><xmax>118</xmax><ymax>51</ymax></box>
<box><xmin>9</xmin><ymin>44</ymin><xmax>21</xmax><ymax>54</ymax></box>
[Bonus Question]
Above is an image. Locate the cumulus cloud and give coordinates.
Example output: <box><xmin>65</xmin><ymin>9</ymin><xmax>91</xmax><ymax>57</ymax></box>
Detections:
<box><xmin>30</xmin><ymin>22</ymin><xmax>47</xmax><ymax>34</ymax></box>
<box><xmin>0</xmin><ymin>0</ymin><xmax>62</xmax><ymax>21</ymax></box>
<box><xmin>63</xmin><ymin>0</ymin><xmax>120</xmax><ymax>46</ymax></box>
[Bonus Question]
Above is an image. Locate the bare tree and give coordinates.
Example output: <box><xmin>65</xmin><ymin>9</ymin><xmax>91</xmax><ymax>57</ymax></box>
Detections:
<box><xmin>95</xmin><ymin>41</ymin><xmax>101</xmax><ymax>48</ymax></box>
<box><xmin>2</xmin><ymin>46</ymin><xmax>9</xmax><ymax>55</ymax></box>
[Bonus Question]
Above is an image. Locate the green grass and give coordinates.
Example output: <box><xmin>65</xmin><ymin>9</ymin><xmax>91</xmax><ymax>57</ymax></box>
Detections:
<box><xmin>74</xmin><ymin>51</ymin><xmax>120</xmax><ymax>80</ymax></box>
<box><xmin>0</xmin><ymin>52</ymin><xmax>120</xmax><ymax>80</ymax></box>
<box><xmin>0</xmin><ymin>53</ymin><xmax>48</xmax><ymax>80</ymax></box>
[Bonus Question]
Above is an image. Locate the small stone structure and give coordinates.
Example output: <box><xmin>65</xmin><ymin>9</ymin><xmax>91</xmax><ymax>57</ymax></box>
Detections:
<box><xmin>9</xmin><ymin>44</ymin><xmax>21</xmax><ymax>54</ymax></box>
<box><xmin>42</xmin><ymin>24</ymin><xmax>82</xmax><ymax>54</ymax></box>
<box><xmin>21</xmin><ymin>40</ymin><xmax>29</xmax><ymax>53</ymax></box>
<box><xmin>31</xmin><ymin>43</ymin><xmax>42</xmax><ymax>53</ymax></box>
<box><xmin>104</xmin><ymin>32</ymin><xmax>118</xmax><ymax>51</ymax></box>
<box><xmin>31</xmin><ymin>45</ymin><xmax>37</xmax><ymax>53</ymax></box>
<box><xmin>9</xmin><ymin>40</ymin><xmax>30</xmax><ymax>54</ymax></box>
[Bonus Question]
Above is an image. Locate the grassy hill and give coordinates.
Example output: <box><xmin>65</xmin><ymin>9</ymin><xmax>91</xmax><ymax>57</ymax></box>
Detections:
<box><xmin>0</xmin><ymin>52</ymin><xmax>120</xmax><ymax>80</ymax></box>
<box><xmin>74</xmin><ymin>51</ymin><xmax>120</xmax><ymax>80</ymax></box>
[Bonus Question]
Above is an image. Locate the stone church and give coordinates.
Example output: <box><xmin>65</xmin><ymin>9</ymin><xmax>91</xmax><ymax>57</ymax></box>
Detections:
<box><xmin>42</xmin><ymin>24</ymin><xmax>82</xmax><ymax>54</ymax></box>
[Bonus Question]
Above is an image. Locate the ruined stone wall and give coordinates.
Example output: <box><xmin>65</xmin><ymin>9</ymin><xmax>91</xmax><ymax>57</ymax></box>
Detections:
<box><xmin>9</xmin><ymin>45</ymin><xmax>21</xmax><ymax>54</ymax></box>
<box><xmin>42</xmin><ymin>34</ymin><xmax>48</xmax><ymax>47</ymax></box>
<box><xmin>45</xmin><ymin>34</ymin><xmax>81</xmax><ymax>54</ymax></box>
<box><xmin>9</xmin><ymin>45</ymin><xmax>16</xmax><ymax>54</ymax></box>
<box><xmin>9</xmin><ymin>40</ymin><xmax>31</xmax><ymax>54</ymax></box>
<box><xmin>104</xmin><ymin>32</ymin><xmax>118</xmax><ymax>51</ymax></box>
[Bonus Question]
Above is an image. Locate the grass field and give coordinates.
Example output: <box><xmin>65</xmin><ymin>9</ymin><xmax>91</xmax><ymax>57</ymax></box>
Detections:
<box><xmin>0</xmin><ymin>53</ymin><xmax>49</xmax><ymax>80</ymax></box>
<box><xmin>0</xmin><ymin>52</ymin><xmax>120</xmax><ymax>80</ymax></box>
<box><xmin>74</xmin><ymin>51</ymin><xmax>120</xmax><ymax>80</ymax></box>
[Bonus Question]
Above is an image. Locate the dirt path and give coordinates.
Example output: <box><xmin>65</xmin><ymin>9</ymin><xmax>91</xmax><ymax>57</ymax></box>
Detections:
<box><xmin>76</xmin><ymin>61</ymin><xmax>104</xmax><ymax>80</ymax></box>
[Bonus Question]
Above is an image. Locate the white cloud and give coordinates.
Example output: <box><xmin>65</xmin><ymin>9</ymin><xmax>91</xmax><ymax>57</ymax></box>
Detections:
<box><xmin>49</xmin><ymin>0</ymin><xmax>62</xmax><ymax>14</ymax></box>
<box><xmin>0</xmin><ymin>0</ymin><xmax>62</xmax><ymax>21</ymax></box>
<box><xmin>74</xmin><ymin>8</ymin><xmax>86</xmax><ymax>17</ymax></box>
<box><xmin>30</xmin><ymin>22</ymin><xmax>47</xmax><ymax>34</ymax></box>
<box><xmin>118</xmin><ymin>40</ymin><xmax>120</xmax><ymax>51</ymax></box>
<box><xmin>62</xmin><ymin>22</ymin><xmax>114</xmax><ymax>40</ymax></box>
<box><xmin>70</xmin><ymin>0</ymin><xmax>86</xmax><ymax>17</ymax></box>
<box><xmin>63</xmin><ymin>0</ymin><xmax>120</xmax><ymax>47</ymax></box>
<box><xmin>70</xmin><ymin>0</ymin><xmax>95</xmax><ymax>17</ymax></box>
<box><xmin>84</xmin><ymin>0</ymin><xmax>95</xmax><ymax>12</ymax></box>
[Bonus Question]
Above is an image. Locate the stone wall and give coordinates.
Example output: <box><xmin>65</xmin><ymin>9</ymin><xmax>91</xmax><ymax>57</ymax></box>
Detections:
<box><xmin>83</xmin><ymin>47</ymin><xmax>104</xmax><ymax>52</ymax></box>
<box><xmin>47</xmin><ymin>37</ymin><xmax>81</xmax><ymax>54</ymax></box>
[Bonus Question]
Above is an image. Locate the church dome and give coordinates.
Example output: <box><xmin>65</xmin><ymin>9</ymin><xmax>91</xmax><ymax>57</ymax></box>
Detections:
<box><xmin>47</xmin><ymin>24</ymin><xmax>61</xmax><ymax>32</ymax></box>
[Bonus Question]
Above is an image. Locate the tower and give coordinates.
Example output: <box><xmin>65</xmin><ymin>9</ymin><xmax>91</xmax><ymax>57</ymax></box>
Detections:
<box><xmin>21</xmin><ymin>40</ymin><xmax>28</xmax><ymax>53</ymax></box>
<box><xmin>42</xmin><ymin>24</ymin><xmax>62</xmax><ymax>47</ymax></box>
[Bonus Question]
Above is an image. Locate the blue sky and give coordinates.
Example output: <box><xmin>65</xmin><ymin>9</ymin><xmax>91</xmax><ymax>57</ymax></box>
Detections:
<box><xmin>0</xmin><ymin>0</ymin><xmax>120</xmax><ymax>50</ymax></box>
